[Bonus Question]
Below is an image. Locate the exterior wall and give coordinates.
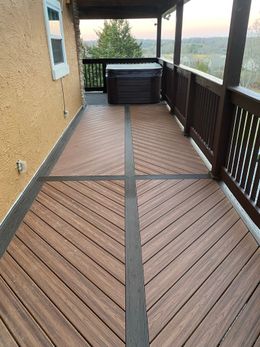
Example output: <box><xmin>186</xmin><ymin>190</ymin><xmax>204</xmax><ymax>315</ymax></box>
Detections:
<box><xmin>0</xmin><ymin>0</ymin><xmax>82</xmax><ymax>223</ymax></box>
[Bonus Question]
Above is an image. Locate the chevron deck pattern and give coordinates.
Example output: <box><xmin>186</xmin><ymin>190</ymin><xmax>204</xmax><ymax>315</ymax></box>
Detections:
<box><xmin>131</xmin><ymin>104</ymin><xmax>208</xmax><ymax>175</ymax></box>
<box><xmin>0</xmin><ymin>103</ymin><xmax>259</xmax><ymax>347</ymax></box>
<box><xmin>0</xmin><ymin>180</ymin><xmax>125</xmax><ymax>346</ymax></box>
<box><xmin>137</xmin><ymin>178</ymin><xmax>260</xmax><ymax>346</ymax></box>
<box><xmin>51</xmin><ymin>105</ymin><xmax>125</xmax><ymax>176</ymax></box>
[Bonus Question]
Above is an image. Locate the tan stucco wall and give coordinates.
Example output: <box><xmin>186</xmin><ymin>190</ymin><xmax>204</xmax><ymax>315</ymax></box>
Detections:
<box><xmin>0</xmin><ymin>0</ymin><xmax>82</xmax><ymax>222</ymax></box>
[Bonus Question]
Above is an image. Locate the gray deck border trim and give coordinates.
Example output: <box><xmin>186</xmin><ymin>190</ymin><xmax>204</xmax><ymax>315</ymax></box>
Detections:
<box><xmin>125</xmin><ymin>105</ymin><xmax>149</xmax><ymax>347</ymax></box>
<box><xmin>135</xmin><ymin>173</ymin><xmax>211</xmax><ymax>180</ymax></box>
<box><xmin>0</xmin><ymin>106</ymin><xmax>86</xmax><ymax>257</ymax></box>
<box><xmin>40</xmin><ymin>175</ymin><xmax>126</xmax><ymax>181</ymax></box>
<box><xmin>41</xmin><ymin>174</ymin><xmax>210</xmax><ymax>181</ymax></box>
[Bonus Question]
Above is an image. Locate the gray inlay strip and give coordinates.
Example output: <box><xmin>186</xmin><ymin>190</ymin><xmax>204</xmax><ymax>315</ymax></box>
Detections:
<box><xmin>125</xmin><ymin>105</ymin><xmax>149</xmax><ymax>346</ymax></box>
<box><xmin>39</xmin><ymin>175</ymin><xmax>126</xmax><ymax>181</ymax></box>
<box><xmin>135</xmin><ymin>173</ymin><xmax>210</xmax><ymax>180</ymax></box>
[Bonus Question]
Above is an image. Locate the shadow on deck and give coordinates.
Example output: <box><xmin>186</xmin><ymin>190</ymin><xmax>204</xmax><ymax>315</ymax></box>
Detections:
<box><xmin>0</xmin><ymin>100</ymin><xmax>259</xmax><ymax>346</ymax></box>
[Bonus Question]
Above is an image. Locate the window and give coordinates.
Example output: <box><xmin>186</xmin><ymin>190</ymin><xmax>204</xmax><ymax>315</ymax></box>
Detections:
<box><xmin>180</xmin><ymin>0</ymin><xmax>233</xmax><ymax>79</ymax></box>
<box><xmin>43</xmin><ymin>0</ymin><xmax>69</xmax><ymax>80</ymax></box>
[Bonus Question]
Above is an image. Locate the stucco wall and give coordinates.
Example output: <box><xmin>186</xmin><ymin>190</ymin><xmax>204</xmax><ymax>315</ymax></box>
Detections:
<box><xmin>0</xmin><ymin>0</ymin><xmax>82</xmax><ymax>222</ymax></box>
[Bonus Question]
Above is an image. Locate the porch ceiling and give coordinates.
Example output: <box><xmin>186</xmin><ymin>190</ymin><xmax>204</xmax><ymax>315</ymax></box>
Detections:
<box><xmin>77</xmin><ymin>0</ymin><xmax>178</xmax><ymax>19</ymax></box>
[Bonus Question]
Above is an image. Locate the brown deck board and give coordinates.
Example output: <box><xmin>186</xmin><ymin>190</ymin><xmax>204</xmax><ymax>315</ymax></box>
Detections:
<box><xmin>51</xmin><ymin>105</ymin><xmax>125</xmax><ymax>176</ymax></box>
<box><xmin>1</xmin><ymin>104</ymin><xmax>259</xmax><ymax>346</ymax></box>
<box><xmin>0</xmin><ymin>277</ymin><xmax>53</xmax><ymax>347</ymax></box>
<box><xmin>9</xmin><ymin>238</ymin><xmax>125</xmax><ymax>345</ymax></box>
<box><xmin>185</xmin><ymin>261</ymin><xmax>260</xmax><ymax>347</ymax></box>
<box><xmin>150</xmin><ymin>234</ymin><xmax>258</xmax><ymax>346</ymax></box>
<box><xmin>219</xmin><ymin>285</ymin><xmax>260</xmax><ymax>347</ymax></box>
<box><xmin>15</xmin><ymin>227</ymin><xmax>125</xmax><ymax>337</ymax></box>
<box><xmin>143</xmin><ymin>200</ymin><xmax>236</xmax><ymax>285</ymax></box>
<box><xmin>1</xmin><ymin>254</ymin><xmax>88</xmax><ymax>346</ymax></box>
<box><xmin>29</xmin><ymin>201</ymin><xmax>124</xmax><ymax>263</ymax></box>
<box><xmin>131</xmin><ymin>104</ymin><xmax>208</xmax><ymax>175</ymax></box>
<box><xmin>22</xmin><ymin>214</ymin><xmax>125</xmax><ymax>307</ymax></box>
<box><xmin>38</xmin><ymin>185</ymin><xmax>125</xmax><ymax>245</ymax></box>
<box><xmin>142</xmin><ymin>190</ymin><xmax>230</xmax><ymax>264</ymax></box>
<box><xmin>0</xmin><ymin>319</ymin><xmax>18</xmax><ymax>347</ymax></box>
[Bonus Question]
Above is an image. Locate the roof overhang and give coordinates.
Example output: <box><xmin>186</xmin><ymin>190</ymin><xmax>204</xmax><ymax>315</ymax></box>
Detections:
<box><xmin>77</xmin><ymin>0</ymin><xmax>179</xmax><ymax>19</ymax></box>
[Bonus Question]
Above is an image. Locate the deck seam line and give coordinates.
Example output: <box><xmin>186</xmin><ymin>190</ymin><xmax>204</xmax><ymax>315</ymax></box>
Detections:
<box><xmin>140</xmin><ymin>185</ymin><xmax>222</xmax><ymax>243</ymax></box>
<box><xmin>0</xmin><ymin>296</ymin><xmax>27</xmax><ymax>347</ymax></box>
<box><xmin>146</xmin><ymin>216</ymin><xmax>243</xmax><ymax>311</ymax></box>
<box><xmin>125</xmin><ymin>105</ymin><xmax>149</xmax><ymax>347</ymax></box>
<box><xmin>16</xmin><ymin>225</ymin><xmax>126</xmax><ymax>313</ymax></box>
<box><xmin>0</xmin><ymin>273</ymin><xmax>57</xmax><ymax>346</ymax></box>
<box><xmin>144</xmin><ymin>206</ymin><xmax>238</xmax><ymax>288</ymax></box>
<box><xmin>149</xmin><ymin>231</ymin><xmax>254</xmax><ymax>343</ymax></box>
<box><xmin>36</xmin><ymin>190</ymin><xmax>125</xmax><ymax>246</ymax></box>
<box><xmin>142</xmin><ymin>195</ymin><xmax>229</xmax><ymax>266</ymax></box>
<box><xmin>2</xmin><ymin>253</ymin><xmax>88</xmax><ymax>346</ymax></box>
<box><xmin>79</xmin><ymin>181</ymin><xmax>125</xmax><ymax>207</ymax></box>
<box><xmin>28</xmin><ymin>206</ymin><xmax>126</xmax><ymax>266</ymax></box>
<box><xmin>181</xmin><ymin>247</ymin><xmax>259</xmax><ymax>346</ymax></box>
<box><xmin>140</xmin><ymin>180</ymin><xmax>214</xmax><ymax>230</ymax></box>
<box><xmin>35</xmin><ymin>194</ymin><xmax>125</xmax><ymax>248</ymax></box>
<box><xmin>61</xmin><ymin>181</ymin><xmax>125</xmax><ymax>218</ymax></box>
<box><xmin>28</xmin><ymin>204</ymin><xmax>127</xmax><ymax>275</ymax></box>
<box><xmin>42</xmin><ymin>184</ymin><xmax>125</xmax><ymax>232</ymax></box>
<box><xmin>11</xmin><ymin>235</ymin><xmax>126</xmax><ymax>344</ymax></box>
<box><xmin>25</xmin><ymin>208</ymin><xmax>126</xmax><ymax>275</ymax></box>
<box><xmin>139</xmin><ymin>180</ymin><xmax>216</xmax><ymax>219</ymax></box>
<box><xmin>217</xmin><ymin>283</ymin><xmax>260</xmax><ymax>347</ymax></box>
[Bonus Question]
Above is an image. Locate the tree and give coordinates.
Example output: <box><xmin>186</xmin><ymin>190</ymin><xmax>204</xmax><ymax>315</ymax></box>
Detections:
<box><xmin>87</xmin><ymin>19</ymin><xmax>143</xmax><ymax>58</ymax></box>
<box><xmin>240</xmin><ymin>16</ymin><xmax>260</xmax><ymax>91</ymax></box>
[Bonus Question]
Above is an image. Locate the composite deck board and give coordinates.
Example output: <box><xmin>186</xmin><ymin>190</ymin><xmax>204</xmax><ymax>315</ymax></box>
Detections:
<box><xmin>131</xmin><ymin>104</ymin><xmax>208</xmax><ymax>175</ymax></box>
<box><xmin>29</xmin><ymin>201</ymin><xmax>125</xmax><ymax>263</ymax></box>
<box><xmin>142</xmin><ymin>189</ymin><xmax>230</xmax><ymax>264</ymax></box>
<box><xmin>150</xmin><ymin>234</ymin><xmax>257</xmax><ymax>346</ymax></box>
<box><xmin>0</xmin><ymin>103</ymin><xmax>259</xmax><ymax>346</ymax></box>
<box><xmin>0</xmin><ymin>318</ymin><xmax>18</xmax><ymax>347</ymax></box>
<box><xmin>39</xmin><ymin>184</ymin><xmax>125</xmax><ymax>245</ymax></box>
<box><xmin>219</xmin><ymin>285</ymin><xmax>260</xmax><ymax>347</ymax></box>
<box><xmin>51</xmin><ymin>105</ymin><xmax>125</xmax><ymax>176</ymax></box>
<box><xmin>0</xmin><ymin>278</ymin><xmax>53</xmax><ymax>347</ymax></box>
<box><xmin>0</xmin><ymin>180</ymin><xmax>125</xmax><ymax>346</ymax></box>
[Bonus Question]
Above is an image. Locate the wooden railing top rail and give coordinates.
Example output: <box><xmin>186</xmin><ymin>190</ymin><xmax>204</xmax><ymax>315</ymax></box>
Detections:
<box><xmin>229</xmin><ymin>86</ymin><xmax>260</xmax><ymax>116</ymax></box>
<box><xmin>83</xmin><ymin>57</ymin><xmax>158</xmax><ymax>64</ymax></box>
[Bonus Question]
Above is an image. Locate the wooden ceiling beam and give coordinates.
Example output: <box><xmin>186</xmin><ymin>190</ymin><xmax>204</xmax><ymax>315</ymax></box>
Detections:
<box><xmin>78</xmin><ymin>6</ymin><xmax>161</xmax><ymax>19</ymax></box>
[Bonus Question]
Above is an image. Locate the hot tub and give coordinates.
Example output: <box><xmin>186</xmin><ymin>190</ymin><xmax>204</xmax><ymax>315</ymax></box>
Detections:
<box><xmin>106</xmin><ymin>63</ymin><xmax>162</xmax><ymax>104</ymax></box>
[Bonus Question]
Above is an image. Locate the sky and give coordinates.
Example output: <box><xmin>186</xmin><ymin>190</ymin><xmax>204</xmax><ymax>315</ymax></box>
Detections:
<box><xmin>80</xmin><ymin>0</ymin><xmax>260</xmax><ymax>41</ymax></box>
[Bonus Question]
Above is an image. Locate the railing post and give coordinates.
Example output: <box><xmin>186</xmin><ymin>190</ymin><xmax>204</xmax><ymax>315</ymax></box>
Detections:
<box><xmin>102</xmin><ymin>62</ymin><xmax>107</xmax><ymax>93</ymax></box>
<box><xmin>211</xmin><ymin>0</ymin><xmax>252</xmax><ymax>178</ymax></box>
<box><xmin>172</xmin><ymin>1</ymin><xmax>183</xmax><ymax>112</ymax></box>
<box><xmin>156</xmin><ymin>16</ymin><xmax>162</xmax><ymax>58</ymax></box>
<box><xmin>174</xmin><ymin>0</ymin><xmax>183</xmax><ymax>66</ymax></box>
<box><xmin>161</xmin><ymin>60</ymin><xmax>166</xmax><ymax>101</ymax></box>
<box><xmin>184</xmin><ymin>72</ymin><xmax>195</xmax><ymax>136</ymax></box>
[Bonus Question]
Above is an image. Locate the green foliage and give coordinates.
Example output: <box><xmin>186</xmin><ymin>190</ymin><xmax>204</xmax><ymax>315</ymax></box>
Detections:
<box><xmin>194</xmin><ymin>60</ymin><xmax>209</xmax><ymax>73</ymax></box>
<box><xmin>87</xmin><ymin>19</ymin><xmax>143</xmax><ymax>58</ymax></box>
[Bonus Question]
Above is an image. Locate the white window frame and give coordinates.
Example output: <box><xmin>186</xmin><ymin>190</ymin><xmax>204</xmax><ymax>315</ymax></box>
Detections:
<box><xmin>43</xmin><ymin>0</ymin><xmax>69</xmax><ymax>80</ymax></box>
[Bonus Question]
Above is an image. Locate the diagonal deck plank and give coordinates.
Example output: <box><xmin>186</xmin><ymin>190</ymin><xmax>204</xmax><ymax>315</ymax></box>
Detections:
<box><xmin>51</xmin><ymin>105</ymin><xmax>125</xmax><ymax>176</ymax></box>
<box><xmin>131</xmin><ymin>104</ymin><xmax>208</xmax><ymax>175</ymax></box>
<box><xmin>0</xmin><ymin>103</ymin><xmax>259</xmax><ymax>347</ymax></box>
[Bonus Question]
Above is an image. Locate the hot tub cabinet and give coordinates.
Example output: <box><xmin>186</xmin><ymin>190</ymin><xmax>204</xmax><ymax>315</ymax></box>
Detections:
<box><xmin>106</xmin><ymin>63</ymin><xmax>162</xmax><ymax>104</ymax></box>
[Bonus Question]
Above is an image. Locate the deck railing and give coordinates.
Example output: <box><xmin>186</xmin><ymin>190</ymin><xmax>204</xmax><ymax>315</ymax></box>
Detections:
<box><xmin>82</xmin><ymin>57</ymin><xmax>260</xmax><ymax>225</ymax></box>
<box><xmin>159</xmin><ymin>58</ymin><xmax>260</xmax><ymax>225</ymax></box>
<box><xmin>82</xmin><ymin>58</ymin><xmax>158</xmax><ymax>92</ymax></box>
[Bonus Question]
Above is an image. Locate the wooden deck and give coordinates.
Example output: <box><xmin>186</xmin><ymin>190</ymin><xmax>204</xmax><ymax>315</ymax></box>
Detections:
<box><xmin>0</xmin><ymin>104</ymin><xmax>259</xmax><ymax>346</ymax></box>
